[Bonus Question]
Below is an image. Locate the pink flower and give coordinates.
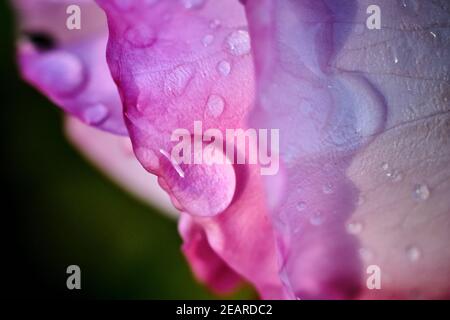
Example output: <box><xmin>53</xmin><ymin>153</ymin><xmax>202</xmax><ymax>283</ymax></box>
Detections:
<box><xmin>15</xmin><ymin>0</ymin><xmax>450</xmax><ymax>299</ymax></box>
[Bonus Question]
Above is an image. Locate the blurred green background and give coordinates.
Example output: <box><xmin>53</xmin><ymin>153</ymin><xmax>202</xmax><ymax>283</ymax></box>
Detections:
<box><xmin>0</xmin><ymin>2</ymin><xmax>253</xmax><ymax>299</ymax></box>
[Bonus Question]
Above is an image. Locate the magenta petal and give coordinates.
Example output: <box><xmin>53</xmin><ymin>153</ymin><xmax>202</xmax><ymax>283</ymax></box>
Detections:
<box><xmin>14</xmin><ymin>0</ymin><xmax>127</xmax><ymax>135</ymax></box>
<box><xmin>178</xmin><ymin>214</ymin><xmax>241</xmax><ymax>294</ymax></box>
<box><xmin>98</xmin><ymin>0</ymin><xmax>285</xmax><ymax>298</ymax></box>
<box><xmin>244</xmin><ymin>0</ymin><xmax>372</xmax><ymax>299</ymax></box>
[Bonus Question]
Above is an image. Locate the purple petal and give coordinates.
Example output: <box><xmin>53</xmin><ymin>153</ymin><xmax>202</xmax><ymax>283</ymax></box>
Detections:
<box><xmin>14</xmin><ymin>0</ymin><xmax>127</xmax><ymax>134</ymax></box>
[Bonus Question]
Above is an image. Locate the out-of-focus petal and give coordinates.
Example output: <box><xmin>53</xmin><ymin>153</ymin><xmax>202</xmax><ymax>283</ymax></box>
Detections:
<box><xmin>178</xmin><ymin>214</ymin><xmax>242</xmax><ymax>295</ymax></box>
<box><xmin>65</xmin><ymin>116</ymin><xmax>177</xmax><ymax>217</ymax></box>
<box><xmin>97</xmin><ymin>0</ymin><xmax>285</xmax><ymax>298</ymax></box>
<box><xmin>14</xmin><ymin>0</ymin><xmax>127</xmax><ymax>134</ymax></box>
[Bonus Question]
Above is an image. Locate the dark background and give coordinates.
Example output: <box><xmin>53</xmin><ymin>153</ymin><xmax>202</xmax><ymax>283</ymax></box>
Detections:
<box><xmin>0</xmin><ymin>1</ymin><xmax>253</xmax><ymax>299</ymax></box>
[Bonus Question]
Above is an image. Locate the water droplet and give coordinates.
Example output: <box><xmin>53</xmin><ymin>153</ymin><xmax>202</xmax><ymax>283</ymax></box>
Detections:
<box><xmin>309</xmin><ymin>211</ymin><xmax>324</xmax><ymax>226</ymax></box>
<box><xmin>164</xmin><ymin>65</ymin><xmax>194</xmax><ymax>96</ymax></box>
<box><xmin>346</xmin><ymin>221</ymin><xmax>363</xmax><ymax>235</ymax></box>
<box><xmin>180</xmin><ymin>0</ymin><xmax>205</xmax><ymax>9</ymax></box>
<box><xmin>31</xmin><ymin>51</ymin><xmax>85</xmax><ymax>96</ymax></box>
<box><xmin>206</xmin><ymin>94</ymin><xmax>225</xmax><ymax>118</ymax></box>
<box><xmin>125</xmin><ymin>25</ymin><xmax>156</xmax><ymax>48</ymax></box>
<box><xmin>202</xmin><ymin>34</ymin><xmax>214</xmax><ymax>47</ymax></box>
<box><xmin>322</xmin><ymin>182</ymin><xmax>334</xmax><ymax>194</ymax></box>
<box><xmin>82</xmin><ymin>104</ymin><xmax>109</xmax><ymax>125</ymax></box>
<box><xmin>162</xmin><ymin>145</ymin><xmax>236</xmax><ymax>217</ymax></box>
<box><xmin>209</xmin><ymin>19</ymin><xmax>221</xmax><ymax>30</ymax></box>
<box><xmin>406</xmin><ymin>245</ymin><xmax>421</xmax><ymax>262</ymax></box>
<box><xmin>217</xmin><ymin>60</ymin><xmax>231</xmax><ymax>76</ymax></box>
<box><xmin>413</xmin><ymin>184</ymin><xmax>430</xmax><ymax>201</ymax></box>
<box><xmin>225</xmin><ymin>29</ymin><xmax>251</xmax><ymax>56</ymax></box>
<box><xmin>430</xmin><ymin>31</ymin><xmax>437</xmax><ymax>39</ymax></box>
<box><xmin>296</xmin><ymin>201</ymin><xmax>306</xmax><ymax>212</ymax></box>
<box><xmin>394</xmin><ymin>56</ymin><xmax>399</xmax><ymax>64</ymax></box>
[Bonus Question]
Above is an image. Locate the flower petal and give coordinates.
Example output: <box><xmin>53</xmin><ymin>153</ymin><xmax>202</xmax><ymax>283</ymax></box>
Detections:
<box><xmin>14</xmin><ymin>0</ymin><xmax>127</xmax><ymax>134</ymax></box>
<box><xmin>244</xmin><ymin>0</ymin><xmax>450</xmax><ymax>299</ymax></box>
<box><xmin>97</xmin><ymin>0</ymin><xmax>285</xmax><ymax>298</ymax></box>
<box><xmin>178</xmin><ymin>214</ymin><xmax>242</xmax><ymax>294</ymax></box>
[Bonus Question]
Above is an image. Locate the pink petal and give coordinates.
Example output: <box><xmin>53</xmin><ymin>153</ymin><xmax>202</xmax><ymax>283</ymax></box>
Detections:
<box><xmin>178</xmin><ymin>214</ymin><xmax>242</xmax><ymax>294</ymax></box>
<box><xmin>65</xmin><ymin>116</ymin><xmax>177</xmax><ymax>217</ymax></box>
<box><xmin>14</xmin><ymin>0</ymin><xmax>127</xmax><ymax>134</ymax></box>
<box><xmin>244</xmin><ymin>0</ymin><xmax>450</xmax><ymax>299</ymax></box>
<box><xmin>97</xmin><ymin>0</ymin><xmax>285</xmax><ymax>298</ymax></box>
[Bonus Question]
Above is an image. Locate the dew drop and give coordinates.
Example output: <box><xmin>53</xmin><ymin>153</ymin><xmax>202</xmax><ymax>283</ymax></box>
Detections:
<box><xmin>225</xmin><ymin>29</ymin><xmax>251</xmax><ymax>56</ymax></box>
<box><xmin>206</xmin><ymin>94</ymin><xmax>225</xmax><ymax>118</ymax></box>
<box><xmin>82</xmin><ymin>104</ymin><xmax>109</xmax><ymax>125</ymax></box>
<box><xmin>217</xmin><ymin>60</ymin><xmax>231</xmax><ymax>76</ymax></box>
<box><xmin>394</xmin><ymin>56</ymin><xmax>399</xmax><ymax>64</ymax></box>
<box><xmin>406</xmin><ymin>245</ymin><xmax>421</xmax><ymax>262</ymax></box>
<box><xmin>202</xmin><ymin>34</ymin><xmax>214</xmax><ymax>47</ymax></box>
<box><xmin>162</xmin><ymin>146</ymin><xmax>236</xmax><ymax>217</ymax></box>
<box><xmin>413</xmin><ymin>184</ymin><xmax>430</xmax><ymax>201</ymax></box>
<box><xmin>346</xmin><ymin>221</ymin><xmax>363</xmax><ymax>235</ymax></box>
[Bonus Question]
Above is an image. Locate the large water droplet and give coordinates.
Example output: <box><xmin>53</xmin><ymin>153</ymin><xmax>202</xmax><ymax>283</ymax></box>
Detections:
<box><xmin>217</xmin><ymin>60</ymin><xmax>231</xmax><ymax>76</ymax></box>
<box><xmin>225</xmin><ymin>29</ymin><xmax>251</xmax><ymax>56</ymax></box>
<box><xmin>82</xmin><ymin>104</ymin><xmax>109</xmax><ymax>125</ymax></box>
<box><xmin>164</xmin><ymin>65</ymin><xmax>194</xmax><ymax>96</ymax></box>
<box><xmin>206</xmin><ymin>94</ymin><xmax>225</xmax><ymax>118</ymax></box>
<box><xmin>406</xmin><ymin>245</ymin><xmax>421</xmax><ymax>262</ymax></box>
<box><xmin>162</xmin><ymin>145</ymin><xmax>236</xmax><ymax>217</ymax></box>
<box><xmin>413</xmin><ymin>184</ymin><xmax>430</xmax><ymax>201</ymax></box>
